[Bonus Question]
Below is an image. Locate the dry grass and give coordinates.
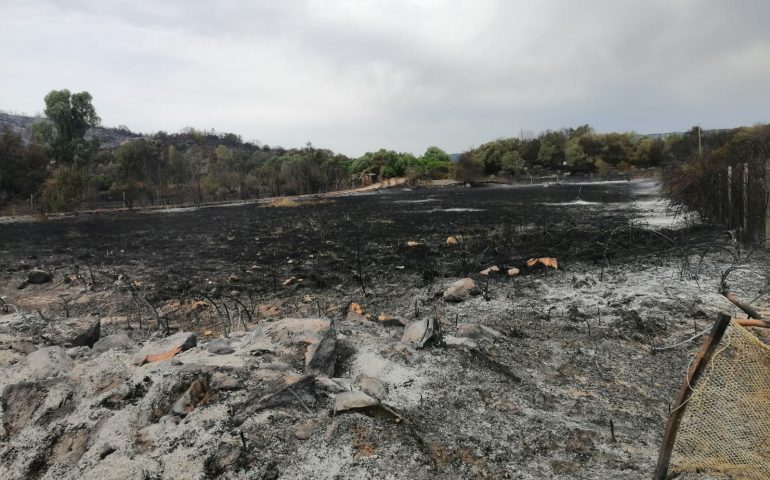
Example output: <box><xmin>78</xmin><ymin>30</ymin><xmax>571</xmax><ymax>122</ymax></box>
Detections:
<box><xmin>266</xmin><ymin>197</ymin><xmax>335</xmax><ymax>208</ymax></box>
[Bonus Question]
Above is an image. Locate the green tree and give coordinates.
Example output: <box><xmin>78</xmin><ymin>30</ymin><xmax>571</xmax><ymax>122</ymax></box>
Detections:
<box><xmin>33</xmin><ymin>89</ymin><xmax>101</xmax><ymax>165</ymax></box>
<box><xmin>0</xmin><ymin>128</ymin><xmax>48</xmax><ymax>205</ymax></box>
<box><xmin>536</xmin><ymin>131</ymin><xmax>567</xmax><ymax>168</ymax></box>
<box><xmin>42</xmin><ymin>165</ymin><xmax>89</xmax><ymax>211</ymax></box>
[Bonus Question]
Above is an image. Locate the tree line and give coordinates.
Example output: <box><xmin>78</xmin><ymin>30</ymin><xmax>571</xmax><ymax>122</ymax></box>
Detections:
<box><xmin>453</xmin><ymin>125</ymin><xmax>734</xmax><ymax>182</ymax></box>
<box><xmin>0</xmin><ymin>89</ymin><xmax>760</xmax><ymax>212</ymax></box>
<box><xmin>0</xmin><ymin>90</ymin><xmax>454</xmax><ymax>211</ymax></box>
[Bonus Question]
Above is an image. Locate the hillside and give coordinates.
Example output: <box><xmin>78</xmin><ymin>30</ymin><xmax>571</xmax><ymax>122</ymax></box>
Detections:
<box><xmin>0</xmin><ymin>111</ymin><xmax>141</xmax><ymax>149</ymax></box>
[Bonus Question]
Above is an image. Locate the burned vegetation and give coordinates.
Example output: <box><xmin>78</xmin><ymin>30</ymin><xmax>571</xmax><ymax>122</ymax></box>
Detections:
<box><xmin>0</xmin><ymin>180</ymin><xmax>766</xmax><ymax>479</ymax></box>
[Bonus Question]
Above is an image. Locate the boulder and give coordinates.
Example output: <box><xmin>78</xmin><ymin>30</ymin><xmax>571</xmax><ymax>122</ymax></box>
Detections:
<box><xmin>27</xmin><ymin>269</ymin><xmax>52</xmax><ymax>284</ymax></box>
<box><xmin>259</xmin><ymin>318</ymin><xmax>336</xmax><ymax>377</ymax></box>
<box><xmin>172</xmin><ymin>379</ymin><xmax>211</xmax><ymax>416</ymax></box>
<box><xmin>92</xmin><ymin>334</ymin><xmax>136</xmax><ymax>354</ymax></box>
<box><xmin>401</xmin><ymin>317</ymin><xmax>440</xmax><ymax>348</ymax></box>
<box><xmin>27</xmin><ymin>346</ymin><xmax>74</xmax><ymax>379</ymax></box>
<box><xmin>72</xmin><ymin>319</ymin><xmax>101</xmax><ymax>348</ymax></box>
<box><xmin>134</xmin><ymin>332</ymin><xmax>197</xmax><ymax>365</ymax></box>
<box><xmin>507</xmin><ymin>267</ymin><xmax>520</xmax><ymax>277</ymax></box>
<box><xmin>443</xmin><ymin>278</ymin><xmax>476</xmax><ymax>302</ymax></box>
<box><xmin>2</xmin><ymin>382</ymin><xmax>46</xmax><ymax>435</ymax></box>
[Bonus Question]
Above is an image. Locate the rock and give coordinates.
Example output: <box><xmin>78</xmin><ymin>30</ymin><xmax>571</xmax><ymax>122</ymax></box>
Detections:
<box><xmin>358</xmin><ymin>375</ymin><xmax>387</xmax><ymax>399</ymax></box>
<box><xmin>401</xmin><ymin>318</ymin><xmax>438</xmax><ymax>348</ymax></box>
<box><xmin>446</xmin><ymin>236</ymin><xmax>460</xmax><ymax>245</ymax></box>
<box><xmin>1</xmin><ymin>382</ymin><xmax>46</xmax><ymax>435</ymax></box>
<box><xmin>315</xmin><ymin>376</ymin><xmax>345</xmax><ymax>393</ymax></box>
<box><xmin>10</xmin><ymin>340</ymin><xmax>37</xmax><ymax>354</ymax></box>
<box><xmin>334</xmin><ymin>390</ymin><xmax>378</xmax><ymax>413</ymax></box>
<box><xmin>72</xmin><ymin>319</ymin><xmax>101</xmax><ymax>348</ymax></box>
<box><xmin>259</xmin><ymin>318</ymin><xmax>336</xmax><ymax>377</ymax></box>
<box><xmin>346</xmin><ymin>303</ymin><xmax>367</xmax><ymax>321</ymax></box>
<box><xmin>210</xmin><ymin>372</ymin><xmax>243</xmax><ymax>390</ymax></box>
<box><xmin>443</xmin><ymin>278</ymin><xmax>476</xmax><ymax>302</ymax></box>
<box><xmin>457</xmin><ymin>323</ymin><xmax>503</xmax><ymax>342</ymax></box>
<box><xmin>228</xmin><ymin>274</ymin><xmax>241</xmax><ymax>283</ymax></box>
<box><xmin>507</xmin><ymin>267</ymin><xmax>520</xmax><ymax>277</ymax></box>
<box><xmin>27</xmin><ymin>346</ymin><xmax>74</xmax><ymax>379</ymax></box>
<box><xmin>376</xmin><ymin>313</ymin><xmax>407</xmax><ymax>327</ymax></box>
<box><xmin>92</xmin><ymin>334</ymin><xmax>135</xmax><ymax>354</ymax></box>
<box><xmin>480</xmin><ymin>265</ymin><xmax>500</xmax><ymax>276</ymax></box>
<box><xmin>207</xmin><ymin>338</ymin><xmax>235</xmax><ymax>355</ymax></box>
<box><xmin>134</xmin><ymin>332</ymin><xmax>197</xmax><ymax>365</ymax></box>
<box><xmin>526</xmin><ymin>257</ymin><xmax>558</xmax><ymax>270</ymax></box>
<box><xmin>66</xmin><ymin>346</ymin><xmax>90</xmax><ymax>358</ymax></box>
<box><xmin>27</xmin><ymin>269</ymin><xmax>52</xmax><ymax>284</ymax></box>
<box><xmin>406</xmin><ymin>240</ymin><xmax>422</xmax><ymax>247</ymax></box>
<box><xmin>444</xmin><ymin>335</ymin><xmax>479</xmax><ymax>349</ymax></box>
<box><xmin>172</xmin><ymin>379</ymin><xmax>211</xmax><ymax>416</ymax></box>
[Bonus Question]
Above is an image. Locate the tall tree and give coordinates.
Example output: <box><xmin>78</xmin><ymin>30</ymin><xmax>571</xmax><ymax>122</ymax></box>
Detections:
<box><xmin>32</xmin><ymin>89</ymin><xmax>101</xmax><ymax>165</ymax></box>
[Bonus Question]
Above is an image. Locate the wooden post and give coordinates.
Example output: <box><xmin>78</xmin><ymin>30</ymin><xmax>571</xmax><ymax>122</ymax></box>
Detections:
<box><xmin>727</xmin><ymin>165</ymin><xmax>732</xmax><ymax>228</ymax></box>
<box><xmin>653</xmin><ymin>314</ymin><xmax>731</xmax><ymax>480</ymax></box>
<box><xmin>765</xmin><ymin>159</ymin><xmax>770</xmax><ymax>248</ymax></box>
<box><xmin>742</xmin><ymin>163</ymin><xmax>749</xmax><ymax>236</ymax></box>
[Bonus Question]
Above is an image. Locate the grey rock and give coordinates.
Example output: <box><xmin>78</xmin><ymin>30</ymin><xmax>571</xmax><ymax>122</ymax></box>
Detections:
<box><xmin>210</xmin><ymin>372</ymin><xmax>243</xmax><ymax>391</ymax></box>
<box><xmin>92</xmin><ymin>334</ymin><xmax>136</xmax><ymax>354</ymax></box>
<box><xmin>172</xmin><ymin>379</ymin><xmax>210</xmax><ymax>416</ymax></box>
<box><xmin>10</xmin><ymin>340</ymin><xmax>37</xmax><ymax>354</ymax></box>
<box><xmin>358</xmin><ymin>375</ymin><xmax>387</xmax><ymax>399</ymax></box>
<box><xmin>207</xmin><ymin>338</ymin><xmax>235</xmax><ymax>355</ymax></box>
<box><xmin>72</xmin><ymin>319</ymin><xmax>101</xmax><ymax>348</ymax></box>
<box><xmin>401</xmin><ymin>317</ymin><xmax>439</xmax><ymax>348</ymax></box>
<box><xmin>27</xmin><ymin>269</ymin><xmax>52</xmax><ymax>284</ymax></box>
<box><xmin>456</xmin><ymin>323</ymin><xmax>503</xmax><ymax>342</ymax></box>
<box><xmin>443</xmin><ymin>278</ymin><xmax>476</xmax><ymax>302</ymax></box>
<box><xmin>27</xmin><ymin>346</ymin><xmax>74</xmax><ymax>379</ymax></box>
<box><xmin>1</xmin><ymin>382</ymin><xmax>46</xmax><ymax>436</ymax></box>
<box><xmin>259</xmin><ymin>318</ymin><xmax>336</xmax><ymax>377</ymax></box>
<box><xmin>333</xmin><ymin>390</ymin><xmax>378</xmax><ymax>413</ymax></box>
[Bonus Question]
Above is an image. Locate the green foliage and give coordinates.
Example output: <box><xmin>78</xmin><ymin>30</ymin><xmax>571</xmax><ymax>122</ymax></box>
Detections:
<box><xmin>536</xmin><ymin>130</ymin><xmax>567</xmax><ymax>168</ymax></box>
<box><xmin>34</xmin><ymin>89</ymin><xmax>100</xmax><ymax>165</ymax></box>
<box><xmin>0</xmin><ymin>128</ymin><xmax>48</xmax><ymax>205</ymax></box>
<box><xmin>42</xmin><ymin>165</ymin><xmax>89</xmax><ymax>211</ymax></box>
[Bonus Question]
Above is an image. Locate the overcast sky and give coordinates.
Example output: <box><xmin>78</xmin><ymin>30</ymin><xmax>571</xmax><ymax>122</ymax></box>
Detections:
<box><xmin>1</xmin><ymin>0</ymin><xmax>769</xmax><ymax>156</ymax></box>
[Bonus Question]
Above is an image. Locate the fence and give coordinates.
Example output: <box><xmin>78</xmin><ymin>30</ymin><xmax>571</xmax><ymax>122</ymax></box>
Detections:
<box><xmin>663</xmin><ymin>126</ymin><xmax>770</xmax><ymax>246</ymax></box>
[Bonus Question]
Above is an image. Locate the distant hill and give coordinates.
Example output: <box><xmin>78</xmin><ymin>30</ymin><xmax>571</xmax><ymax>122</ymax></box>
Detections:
<box><xmin>0</xmin><ymin>111</ymin><xmax>142</xmax><ymax>148</ymax></box>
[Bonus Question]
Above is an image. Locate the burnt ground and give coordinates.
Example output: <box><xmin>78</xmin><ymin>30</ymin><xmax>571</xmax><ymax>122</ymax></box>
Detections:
<box><xmin>1</xmin><ymin>180</ymin><xmax>768</xmax><ymax>479</ymax></box>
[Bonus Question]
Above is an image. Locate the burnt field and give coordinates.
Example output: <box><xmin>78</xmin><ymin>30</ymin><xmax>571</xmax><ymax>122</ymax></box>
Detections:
<box><xmin>0</xmin><ymin>181</ymin><xmax>706</xmax><ymax>300</ymax></box>
<box><xmin>0</xmin><ymin>180</ymin><xmax>764</xmax><ymax>479</ymax></box>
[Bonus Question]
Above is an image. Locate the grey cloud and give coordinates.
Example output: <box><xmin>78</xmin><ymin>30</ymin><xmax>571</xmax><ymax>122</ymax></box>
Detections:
<box><xmin>1</xmin><ymin>0</ymin><xmax>769</xmax><ymax>155</ymax></box>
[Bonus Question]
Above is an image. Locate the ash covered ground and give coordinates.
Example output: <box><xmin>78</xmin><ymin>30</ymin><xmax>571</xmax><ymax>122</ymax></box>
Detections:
<box><xmin>0</xmin><ymin>180</ymin><xmax>766</xmax><ymax>479</ymax></box>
